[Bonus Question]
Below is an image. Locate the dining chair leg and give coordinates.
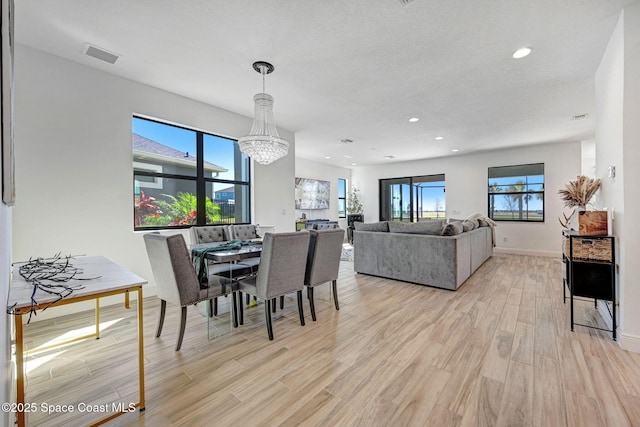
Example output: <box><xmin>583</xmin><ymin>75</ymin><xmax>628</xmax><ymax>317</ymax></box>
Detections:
<box><xmin>176</xmin><ymin>306</ymin><xmax>187</xmax><ymax>351</ymax></box>
<box><xmin>332</xmin><ymin>280</ymin><xmax>340</xmax><ymax>310</ymax></box>
<box><xmin>265</xmin><ymin>299</ymin><xmax>274</xmax><ymax>340</ymax></box>
<box><xmin>272</xmin><ymin>298</ymin><xmax>277</xmax><ymax>313</ymax></box>
<box><xmin>213</xmin><ymin>297</ymin><xmax>218</xmax><ymax>316</ymax></box>
<box><xmin>238</xmin><ymin>291</ymin><xmax>244</xmax><ymax>325</ymax></box>
<box><xmin>156</xmin><ymin>299</ymin><xmax>167</xmax><ymax>337</ymax></box>
<box><xmin>280</xmin><ymin>295</ymin><xmax>284</xmax><ymax>309</ymax></box>
<box><xmin>231</xmin><ymin>292</ymin><xmax>238</xmax><ymax>327</ymax></box>
<box><xmin>246</xmin><ymin>293</ymin><xmax>250</xmax><ymax>306</ymax></box>
<box><xmin>308</xmin><ymin>287</ymin><xmax>316</xmax><ymax>321</ymax></box>
<box><xmin>297</xmin><ymin>290</ymin><xmax>306</xmax><ymax>326</ymax></box>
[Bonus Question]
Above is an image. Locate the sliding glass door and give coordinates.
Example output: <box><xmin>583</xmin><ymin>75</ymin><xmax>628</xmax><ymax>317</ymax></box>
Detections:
<box><xmin>380</xmin><ymin>174</ymin><xmax>445</xmax><ymax>222</ymax></box>
<box><xmin>380</xmin><ymin>178</ymin><xmax>412</xmax><ymax>222</ymax></box>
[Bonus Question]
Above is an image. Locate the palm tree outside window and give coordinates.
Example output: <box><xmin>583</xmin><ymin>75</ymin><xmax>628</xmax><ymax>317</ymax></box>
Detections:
<box><xmin>488</xmin><ymin>164</ymin><xmax>544</xmax><ymax>222</ymax></box>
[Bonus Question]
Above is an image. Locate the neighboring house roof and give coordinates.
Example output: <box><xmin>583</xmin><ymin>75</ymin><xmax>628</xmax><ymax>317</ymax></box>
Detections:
<box><xmin>215</xmin><ymin>186</ymin><xmax>235</xmax><ymax>194</ymax></box>
<box><xmin>132</xmin><ymin>133</ymin><xmax>227</xmax><ymax>173</ymax></box>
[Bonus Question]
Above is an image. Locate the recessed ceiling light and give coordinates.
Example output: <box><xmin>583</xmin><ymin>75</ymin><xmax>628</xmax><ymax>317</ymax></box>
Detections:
<box><xmin>409</xmin><ymin>117</ymin><xmax>420</xmax><ymax>122</ymax></box>
<box><xmin>451</xmin><ymin>149</ymin><xmax>459</xmax><ymax>152</ymax></box>
<box><xmin>324</xmin><ymin>156</ymin><xmax>331</xmax><ymax>159</ymax></box>
<box><xmin>351</xmin><ymin>163</ymin><xmax>357</xmax><ymax>166</ymax></box>
<box><xmin>434</xmin><ymin>136</ymin><xmax>444</xmax><ymax>140</ymax></box>
<box><xmin>512</xmin><ymin>47</ymin><xmax>532</xmax><ymax>59</ymax></box>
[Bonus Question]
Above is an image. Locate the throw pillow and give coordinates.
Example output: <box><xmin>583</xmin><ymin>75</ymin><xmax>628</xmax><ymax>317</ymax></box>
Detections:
<box><xmin>441</xmin><ymin>222</ymin><xmax>464</xmax><ymax>236</ymax></box>
<box><xmin>477</xmin><ymin>218</ymin><xmax>489</xmax><ymax>227</ymax></box>
<box><xmin>354</xmin><ymin>221</ymin><xmax>389</xmax><ymax>232</ymax></box>
<box><xmin>461</xmin><ymin>221</ymin><xmax>474</xmax><ymax>232</ymax></box>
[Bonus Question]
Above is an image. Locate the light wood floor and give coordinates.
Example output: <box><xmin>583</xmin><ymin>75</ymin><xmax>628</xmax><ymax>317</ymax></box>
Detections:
<box><xmin>18</xmin><ymin>254</ymin><xmax>640</xmax><ymax>426</ymax></box>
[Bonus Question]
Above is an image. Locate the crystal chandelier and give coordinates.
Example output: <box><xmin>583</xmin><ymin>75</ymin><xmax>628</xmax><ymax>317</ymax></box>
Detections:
<box><xmin>238</xmin><ymin>61</ymin><xmax>289</xmax><ymax>165</ymax></box>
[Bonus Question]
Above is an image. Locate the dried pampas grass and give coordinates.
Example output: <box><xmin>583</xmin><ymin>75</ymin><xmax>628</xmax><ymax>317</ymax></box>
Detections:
<box><xmin>558</xmin><ymin>175</ymin><xmax>601</xmax><ymax>208</ymax></box>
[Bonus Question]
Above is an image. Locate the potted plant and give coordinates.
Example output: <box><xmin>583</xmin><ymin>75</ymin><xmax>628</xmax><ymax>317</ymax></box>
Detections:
<box><xmin>346</xmin><ymin>186</ymin><xmax>364</xmax><ymax>244</ymax></box>
<box><xmin>347</xmin><ymin>186</ymin><xmax>363</xmax><ymax>216</ymax></box>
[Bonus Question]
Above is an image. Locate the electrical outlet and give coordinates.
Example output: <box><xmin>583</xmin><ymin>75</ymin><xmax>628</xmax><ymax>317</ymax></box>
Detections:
<box><xmin>503</xmin><ymin>237</ymin><xmax>508</xmax><ymax>243</ymax></box>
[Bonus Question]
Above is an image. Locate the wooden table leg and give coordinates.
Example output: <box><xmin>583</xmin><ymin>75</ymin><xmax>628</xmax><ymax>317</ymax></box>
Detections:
<box><xmin>137</xmin><ymin>287</ymin><xmax>145</xmax><ymax>411</ymax></box>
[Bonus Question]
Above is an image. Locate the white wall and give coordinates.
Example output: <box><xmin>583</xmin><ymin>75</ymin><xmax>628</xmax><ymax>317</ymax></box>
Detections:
<box><xmin>295</xmin><ymin>158</ymin><xmax>352</xmax><ymax>229</ymax></box>
<box><xmin>352</xmin><ymin>142</ymin><xmax>581</xmax><ymax>256</ymax></box>
<box><xmin>621</xmin><ymin>2</ymin><xmax>640</xmax><ymax>353</ymax></box>
<box><xmin>581</xmin><ymin>139</ymin><xmax>596</xmax><ymax>177</ymax></box>
<box><xmin>12</xmin><ymin>45</ymin><xmax>296</xmax><ymax>311</ymax></box>
<box><xmin>596</xmin><ymin>6</ymin><xmax>640</xmax><ymax>352</ymax></box>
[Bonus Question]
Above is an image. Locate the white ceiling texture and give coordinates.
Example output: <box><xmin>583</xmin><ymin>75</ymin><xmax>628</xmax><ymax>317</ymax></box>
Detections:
<box><xmin>15</xmin><ymin>0</ymin><xmax>640</xmax><ymax>168</ymax></box>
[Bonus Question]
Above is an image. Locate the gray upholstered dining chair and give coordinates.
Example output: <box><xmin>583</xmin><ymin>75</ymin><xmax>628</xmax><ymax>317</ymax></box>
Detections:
<box><xmin>229</xmin><ymin>224</ymin><xmax>260</xmax><ymax>240</ymax></box>
<box><xmin>143</xmin><ymin>233</ymin><xmax>237</xmax><ymax>351</ymax></box>
<box><xmin>228</xmin><ymin>224</ymin><xmax>262</xmax><ymax>303</ymax></box>
<box><xmin>189</xmin><ymin>224</ymin><xmax>251</xmax><ymax>315</ymax></box>
<box><xmin>190</xmin><ymin>225</ymin><xmax>231</xmax><ymax>244</ymax></box>
<box><xmin>304</xmin><ymin>228</ymin><xmax>345</xmax><ymax>321</ymax></box>
<box><xmin>236</xmin><ymin>232</ymin><xmax>310</xmax><ymax>340</ymax></box>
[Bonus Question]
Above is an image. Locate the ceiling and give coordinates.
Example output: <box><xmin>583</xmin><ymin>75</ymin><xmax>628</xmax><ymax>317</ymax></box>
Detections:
<box><xmin>15</xmin><ymin>0</ymin><xmax>640</xmax><ymax>168</ymax></box>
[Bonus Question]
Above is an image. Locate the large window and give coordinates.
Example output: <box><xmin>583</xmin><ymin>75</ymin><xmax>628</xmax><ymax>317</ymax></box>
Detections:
<box><xmin>338</xmin><ymin>178</ymin><xmax>346</xmax><ymax>218</ymax></box>
<box><xmin>133</xmin><ymin>116</ymin><xmax>251</xmax><ymax>230</ymax></box>
<box><xmin>380</xmin><ymin>174</ymin><xmax>445</xmax><ymax>222</ymax></box>
<box><xmin>488</xmin><ymin>163</ymin><xmax>544</xmax><ymax>222</ymax></box>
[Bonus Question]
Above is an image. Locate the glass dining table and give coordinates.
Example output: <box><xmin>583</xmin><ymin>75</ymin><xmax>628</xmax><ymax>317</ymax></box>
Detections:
<box><xmin>190</xmin><ymin>240</ymin><xmax>262</xmax><ymax>338</ymax></box>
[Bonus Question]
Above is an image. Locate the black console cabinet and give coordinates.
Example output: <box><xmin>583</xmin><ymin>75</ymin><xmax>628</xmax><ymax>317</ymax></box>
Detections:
<box><xmin>347</xmin><ymin>214</ymin><xmax>363</xmax><ymax>244</ymax></box>
<box><xmin>562</xmin><ymin>230</ymin><xmax>616</xmax><ymax>339</ymax></box>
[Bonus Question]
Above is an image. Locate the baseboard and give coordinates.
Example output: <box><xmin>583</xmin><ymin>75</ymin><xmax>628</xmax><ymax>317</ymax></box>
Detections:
<box><xmin>493</xmin><ymin>247</ymin><xmax>561</xmax><ymax>258</ymax></box>
<box><xmin>595</xmin><ymin>302</ymin><xmax>640</xmax><ymax>353</ymax></box>
<box><xmin>619</xmin><ymin>332</ymin><xmax>640</xmax><ymax>353</ymax></box>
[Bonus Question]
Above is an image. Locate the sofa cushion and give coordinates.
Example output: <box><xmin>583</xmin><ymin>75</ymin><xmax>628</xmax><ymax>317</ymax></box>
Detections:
<box><xmin>441</xmin><ymin>221</ymin><xmax>464</xmax><ymax>236</ymax></box>
<box><xmin>388</xmin><ymin>221</ymin><xmax>444</xmax><ymax>235</ymax></box>
<box><xmin>354</xmin><ymin>221</ymin><xmax>389</xmax><ymax>232</ymax></box>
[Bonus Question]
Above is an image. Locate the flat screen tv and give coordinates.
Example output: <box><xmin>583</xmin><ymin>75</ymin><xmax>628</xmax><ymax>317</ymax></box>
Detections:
<box><xmin>295</xmin><ymin>177</ymin><xmax>330</xmax><ymax>210</ymax></box>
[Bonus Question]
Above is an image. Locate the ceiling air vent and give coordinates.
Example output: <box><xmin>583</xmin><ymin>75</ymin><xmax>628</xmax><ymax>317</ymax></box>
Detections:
<box><xmin>399</xmin><ymin>0</ymin><xmax>416</xmax><ymax>6</ymax></box>
<box><xmin>84</xmin><ymin>43</ymin><xmax>120</xmax><ymax>64</ymax></box>
<box><xmin>340</xmin><ymin>139</ymin><xmax>354</xmax><ymax>144</ymax></box>
<box><xmin>571</xmin><ymin>113</ymin><xmax>588</xmax><ymax>121</ymax></box>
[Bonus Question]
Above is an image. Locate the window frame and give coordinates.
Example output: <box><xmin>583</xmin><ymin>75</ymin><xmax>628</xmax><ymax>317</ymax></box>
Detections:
<box><xmin>338</xmin><ymin>178</ymin><xmax>347</xmax><ymax>218</ymax></box>
<box><xmin>133</xmin><ymin>116</ymin><xmax>251</xmax><ymax>231</ymax></box>
<box><xmin>487</xmin><ymin>163</ymin><xmax>544</xmax><ymax>223</ymax></box>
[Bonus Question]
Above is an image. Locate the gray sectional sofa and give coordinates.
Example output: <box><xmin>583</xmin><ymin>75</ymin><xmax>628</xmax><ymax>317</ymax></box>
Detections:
<box><xmin>353</xmin><ymin>219</ymin><xmax>493</xmax><ymax>290</ymax></box>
